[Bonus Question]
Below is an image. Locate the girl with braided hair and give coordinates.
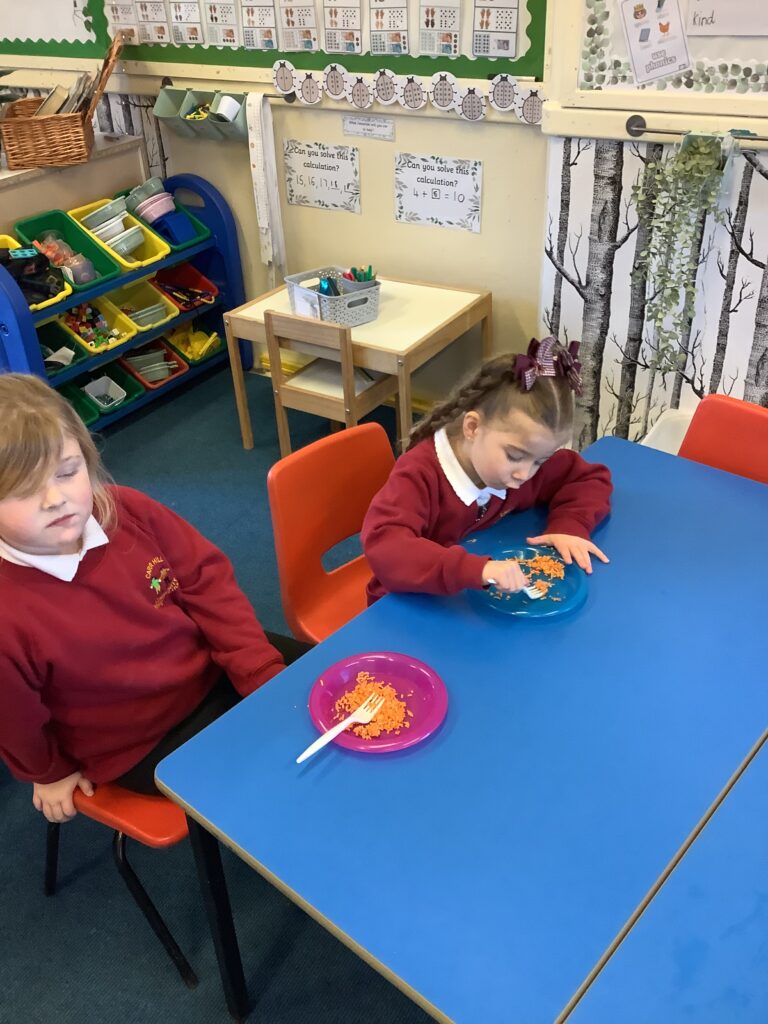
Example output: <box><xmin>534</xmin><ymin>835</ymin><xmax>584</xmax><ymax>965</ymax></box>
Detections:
<box><xmin>361</xmin><ymin>338</ymin><xmax>612</xmax><ymax>602</ymax></box>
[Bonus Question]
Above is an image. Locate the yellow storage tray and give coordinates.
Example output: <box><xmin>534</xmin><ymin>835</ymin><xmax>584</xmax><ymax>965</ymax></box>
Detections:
<box><xmin>58</xmin><ymin>297</ymin><xmax>137</xmax><ymax>354</ymax></box>
<box><xmin>108</xmin><ymin>279</ymin><xmax>179</xmax><ymax>332</ymax></box>
<box><xmin>67</xmin><ymin>199</ymin><xmax>170</xmax><ymax>271</ymax></box>
<box><xmin>0</xmin><ymin>232</ymin><xmax>73</xmax><ymax>311</ymax></box>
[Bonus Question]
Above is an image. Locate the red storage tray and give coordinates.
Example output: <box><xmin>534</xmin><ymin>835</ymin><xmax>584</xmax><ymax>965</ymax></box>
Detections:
<box><xmin>153</xmin><ymin>263</ymin><xmax>219</xmax><ymax>312</ymax></box>
<box><xmin>118</xmin><ymin>339</ymin><xmax>189</xmax><ymax>391</ymax></box>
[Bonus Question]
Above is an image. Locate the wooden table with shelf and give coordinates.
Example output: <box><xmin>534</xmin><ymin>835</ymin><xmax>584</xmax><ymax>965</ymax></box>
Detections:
<box><xmin>224</xmin><ymin>277</ymin><xmax>492</xmax><ymax>448</ymax></box>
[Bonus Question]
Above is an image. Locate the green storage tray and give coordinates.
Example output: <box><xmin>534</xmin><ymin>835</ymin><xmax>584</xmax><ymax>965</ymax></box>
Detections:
<box><xmin>14</xmin><ymin>209</ymin><xmax>122</xmax><ymax>293</ymax></box>
<box><xmin>78</xmin><ymin>361</ymin><xmax>146</xmax><ymax>414</ymax></box>
<box><xmin>115</xmin><ymin>188</ymin><xmax>211</xmax><ymax>253</ymax></box>
<box><xmin>38</xmin><ymin>320</ymin><xmax>88</xmax><ymax>378</ymax></box>
<box><xmin>59</xmin><ymin>382</ymin><xmax>100</xmax><ymax>427</ymax></box>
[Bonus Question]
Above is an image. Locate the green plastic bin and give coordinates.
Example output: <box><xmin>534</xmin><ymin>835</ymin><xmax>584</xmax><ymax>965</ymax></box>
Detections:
<box><xmin>115</xmin><ymin>188</ymin><xmax>211</xmax><ymax>254</ymax></box>
<box><xmin>38</xmin><ymin>320</ymin><xmax>88</xmax><ymax>378</ymax></box>
<box><xmin>59</xmin><ymin>383</ymin><xmax>100</xmax><ymax>427</ymax></box>
<box><xmin>14</xmin><ymin>209</ymin><xmax>121</xmax><ymax>293</ymax></box>
<box><xmin>78</xmin><ymin>361</ymin><xmax>146</xmax><ymax>414</ymax></box>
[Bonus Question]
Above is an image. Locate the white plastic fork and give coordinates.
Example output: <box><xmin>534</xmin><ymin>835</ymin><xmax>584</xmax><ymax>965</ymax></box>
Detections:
<box><xmin>486</xmin><ymin>576</ymin><xmax>544</xmax><ymax>600</ymax></box>
<box><xmin>296</xmin><ymin>694</ymin><xmax>385</xmax><ymax>764</ymax></box>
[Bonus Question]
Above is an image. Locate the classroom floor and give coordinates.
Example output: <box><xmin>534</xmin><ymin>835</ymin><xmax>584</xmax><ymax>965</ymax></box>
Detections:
<box><xmin>1</xmin><ymin>367</ymin><xmax>428</xmax><ymax>1024</ymax></box>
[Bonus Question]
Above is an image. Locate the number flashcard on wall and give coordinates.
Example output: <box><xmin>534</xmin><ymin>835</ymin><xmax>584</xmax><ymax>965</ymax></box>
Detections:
<box><xmin>323</xmin><ymin>0</ymin><xmax>363</xmax><ymax>54</ymax></box>
<box><xmin>419</xmin><ymin>0</ymin><xmax>459</xmax><ymax>57</ymax></box>
<box><xmin>369</xmin><ymin>0</ymin><xmax>409</xmax><ymax>55</ymax></box>
<box><xmin>137</xmin><ymin>1</ymin><xmax>172</xmax><ymax>42</ymax></box>
<box><xmin>278</xmin><ymin>0</ymin><xmax>320</xmax><ymax>51</ymax></box>
<box><xmin>472</xmin><ymin>0</ymin><xmax>518</xmax><ymax>58</ymax></box>
<box><xmin>241</xmin><ymin>0</ymin><xmax>278</xmax><ymax>48</ymax></box>
<box><xmin>107</xmin><ymin>4</ymin><xmax>139</xmax><ymax>44</ymax></box>
<box><xmin>203</xmin><ymin>2</ymin><xmax>241</xmax><ymax>45</ymax></box>
<box><xmin>620</xmin><ymin>0</ymin><xmax>691</xmax><ymax>85</ymax></box>
<box><xmin>169</xmin><ymin>1</ymin><xmax>205</xmax><ymax>44</ymax></box>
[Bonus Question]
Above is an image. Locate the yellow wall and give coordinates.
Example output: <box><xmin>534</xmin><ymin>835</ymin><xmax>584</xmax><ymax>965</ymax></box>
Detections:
<box><xmin>163</xmin><ymin>98</ymin><xmax>548</xmax><ymax>399</ymax></box>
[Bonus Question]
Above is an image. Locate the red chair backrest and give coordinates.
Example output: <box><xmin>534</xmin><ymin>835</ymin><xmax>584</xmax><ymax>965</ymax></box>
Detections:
<box><xmin>267</xmin><ymin>423</ymin><xmax>395</xmax><ymax>638</ymax></box>
<box><xmin>678</xmin><ymin>395</ymin><xmax>768</xmax><ymax>485</ymax></box>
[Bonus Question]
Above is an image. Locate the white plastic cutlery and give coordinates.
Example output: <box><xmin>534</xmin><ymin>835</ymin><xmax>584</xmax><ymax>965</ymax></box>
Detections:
<box><xmin>296</xmin><ymin>693</ymin><xmax>385</xmax><ymax>764</ymax></box>
<box><xmin>486</xmin><ymin>577</ymin><xmax>543</xmax><ymax>599</ymax></box>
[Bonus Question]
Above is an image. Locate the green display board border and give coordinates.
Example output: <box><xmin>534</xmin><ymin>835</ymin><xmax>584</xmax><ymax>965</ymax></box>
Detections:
<box><xmin>0</xmin><ymin>0</ymin><xmax>544</xmax><ymax>81</ymax></box>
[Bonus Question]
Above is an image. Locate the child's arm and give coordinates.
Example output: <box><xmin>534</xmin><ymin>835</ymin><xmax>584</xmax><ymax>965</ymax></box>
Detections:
<box><xmin>362</xmin><ymin>463</ymin><xmax>490</xmax><ymax>595</ymax></box>
<box><xmin>33</xmin><ymin>772</ymin><xmax>94</xmax><ymax>823</ymax></box>
<box><xmin>526</xmin><ymin>450</ymin><xmax>612</xmax><ymax>571</ymax></box>
<box><xmin>121</xmin><ymin>489</ymin><xmax>285</xmax><ymax>695</ymax></box>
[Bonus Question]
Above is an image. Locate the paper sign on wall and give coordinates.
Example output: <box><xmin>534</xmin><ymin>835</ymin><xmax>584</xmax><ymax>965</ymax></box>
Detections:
<box><xmin>472</xmin><ymin>0</ymin><xmax>518</xmax><ymax>58</ymax></box>
<box><xmin>283</xmin><ymin>140</ymin><xmax>361</xmax><ymax>213</ymax></box>
<box><xmin>323</xmin><ymin>0</ymin><xmax>363</xmax><ymax>54</ymax></box>
<box><xmin>168</xmin><ymin>1</ymin><xmax>205</xmax><ymax>43</ymax></box>
<box><xmin>394</xmin><ymin>153</ymin><xmax>482</xmax><ymax>233</ymax></box>
<box><xmin>278</xmin><ymin>0</ymin><xmax>320</xmax><ymax>50</ymax></box>
<box><xmin>620</xmin><ymin>0</ymin><xmax>691</xmax><ymax>85</ymax></box>
<box><xmin>369</xmin><ymin>0</ymin><xmax>410</xmax><ymax>55</ymax></box>
<box><xmin>240</xmin><ymin>0</ymin><xmax>278</xmax><ymax>48</ymax></box>
<box><xmin>203</xmin><ymin>2</ymin><xmax>241</xmax><ymax>45</ymax></box>
<box><xmin>685</xmin><ymin>0</ymin><xmax>768</xmax><ymax>36</ymax></box>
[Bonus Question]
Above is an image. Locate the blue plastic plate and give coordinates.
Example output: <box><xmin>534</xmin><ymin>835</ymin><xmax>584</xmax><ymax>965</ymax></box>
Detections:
<box><xmin>474</xmin><ymin>544</ymin><xmax>588</xmax><ymax>619</ymax></box>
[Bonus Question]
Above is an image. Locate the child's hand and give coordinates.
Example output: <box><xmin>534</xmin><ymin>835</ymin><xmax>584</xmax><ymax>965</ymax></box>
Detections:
<box><xmin>482</xmin><ymin>559</ymin><xmax>530</xmax><ymax>593</ymax></box>
<box><xmin>526</xmin><ymin>533</ymin><xmax>609</xmax><ymax>574</ymax></box>
<box><xmin>32</xmin><ymin>772</ymin><xmax>94</xmax><ymax>823</ymax></box>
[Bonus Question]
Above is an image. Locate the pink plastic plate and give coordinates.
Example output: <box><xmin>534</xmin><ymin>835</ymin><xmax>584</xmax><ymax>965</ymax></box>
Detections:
<box><xmin>308</xmin><ymin>652</ymin><xmax>448</xmax><ymax>754</ymax></box>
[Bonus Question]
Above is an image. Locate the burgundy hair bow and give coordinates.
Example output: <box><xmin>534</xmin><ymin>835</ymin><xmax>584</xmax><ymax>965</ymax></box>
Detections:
<box><xmin>513</xmin><ymin>337</ymin><xmax>582</xmax><ymax>396</ymax></box>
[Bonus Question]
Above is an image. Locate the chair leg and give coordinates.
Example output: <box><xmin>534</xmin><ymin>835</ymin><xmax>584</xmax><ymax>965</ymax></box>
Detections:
<box><xmin>44</xmin><ymin>821</ymin><xmax>61</xmax><ymax>896</ymax></box>
<box><xmin>273</xmin><ymin>394</ymin><xmax>292</xmax><ymax>457</ymax></box>
<box><xmin>112</xmin><ymin>831</ymin><xmax>199</xmax><ymax>989</ymax></box>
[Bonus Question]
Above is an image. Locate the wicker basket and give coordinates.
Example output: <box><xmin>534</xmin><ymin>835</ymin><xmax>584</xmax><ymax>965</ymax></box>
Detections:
<box><xmin>0</xmin><ymin>35</ymin><xmax>123</xmax><ymax>170</ymax></box>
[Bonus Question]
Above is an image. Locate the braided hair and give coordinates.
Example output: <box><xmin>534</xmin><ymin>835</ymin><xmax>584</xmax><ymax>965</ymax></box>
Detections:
<box><xmin>407</xmin><ymin>350</ymin><xmax>575</xmax><ymax>451</ymax></box>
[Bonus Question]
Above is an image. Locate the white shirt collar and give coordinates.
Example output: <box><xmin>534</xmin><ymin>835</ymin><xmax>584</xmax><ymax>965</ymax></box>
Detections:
<box><xmin>0</xmin><ymin>515</ymin><xmax>109</xmax><ymax>581</ymax></box>
<box><xmin>433</xmin><ymin>428</ymin><xmax>507</xmax><ymax>507</ymax></box>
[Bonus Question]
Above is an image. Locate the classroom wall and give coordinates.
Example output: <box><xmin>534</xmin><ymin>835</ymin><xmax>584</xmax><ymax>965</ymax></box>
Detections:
<box><xmin>540</xmin><ymin>138</ymin><xmax>768</xmax><ymax>449</ymax></box>
<box><xmin>161</xmin><ymin>99</ymin><xmax>549</xmax><ymax>401</ymax></box>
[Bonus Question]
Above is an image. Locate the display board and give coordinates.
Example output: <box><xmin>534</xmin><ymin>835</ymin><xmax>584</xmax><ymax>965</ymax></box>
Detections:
<box><xmin>544</xmin><ymin>0</ymin><xmax>768</xmax><ymax>141</ymax></box>
<box><xmin>0</xmin><ymin>0</ymin><xmax>546</xmax><ymax>81</ymax></box>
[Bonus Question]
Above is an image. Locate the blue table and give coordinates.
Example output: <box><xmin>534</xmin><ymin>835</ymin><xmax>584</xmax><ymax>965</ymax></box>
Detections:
<box><xmin>156</xmin><ymin>438</ymin><xmax>768</xmax><ymax>1023</ymax></box>
<box><xmin>569</xmin><ymin>738</ymin><xmax>768</xmax><ymax>1023</ymax></box>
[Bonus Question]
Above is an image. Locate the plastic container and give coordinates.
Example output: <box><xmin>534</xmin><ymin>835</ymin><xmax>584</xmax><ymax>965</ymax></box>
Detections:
<box><xmin>136</xmin><ymin>192</ymin><xmax>175</xmax><ymax>223</ymax></box>
<box><xmin>110</xmin><ymin>279</ymin><xmax>179</xmax><ymax>332</ymax></box>
<box><xmin>114</xmin><ymin>188</ymin><xmax>211</xmax><ymax>254</ymax></box>
<box><xmin>59</xmin><ymin>382</ymin><xmax>100</xmax><ymax>426</ymax></box>
<box><xmin>208</xmin><ymin>91</ymin><xmax>248</xmax><ymax>141</ymax></box>
<box><xmin>38</xmin><ymin>320</ymin><xmax>87</xmax><ymax>377</ymax></box>
<box><xmin>83</xmin><ymin>374</ymin><xmax>127</xmax><ymax>412</ymax></box>
<box><xmin>67</xmin><ymin>199</ymin><xmax>170</xmax><ymax>271</ymax></box>
<box><xmin>74</xmin><ymin>362</ymin><xmax>145</xmax><ymax>417</ymax></box>
<box><xmin>107</xmin><ymin>224</ymin><xmax>144</xmax><ymax>259</ymax></box>
<box><xmin>151</xmin><ymin>211</ymin><xmax>198</xmax><ymax>246</ymax></box>
<box><xmin>59</xmin><ymin>297</ymin><xmax>137</xmax><ymax>354</ymax></box>
<box><xmin>0</xmin><ymin>232</ymin><xmax>73</xmax><ymax>311</ymax></box>
<box><xmin>154</xmin><ymin>263</ymin><xmax>219</xmax><ymax>311</ymax></box>
<box><xmin>14</xmin><ymin>210</ymin><xmax>120</xmax><ymax>294</ymax></box>
<box><xmin>125</xmin><ymin>178</ymin><xmax>166</xmax><ymax>212</ymax></box>
<box><xmin>166</xmin><ymin>321</ymin><xmax>223</xmax><ymax>364</ymax></box>
<box><xmin>92</xmin><ymin>213</ymin><xmax>128</xmax><ymax>242</ymax></box>
<box><xmin>119</xmin><ymin>339</ymin><xmax>189</xmax><ymax>390</ymax></box>
<box><xmin>81</xmin><ymin>196</ymin><xmax>127</xmax><ymax>230</ymax></box>
<box><xmin>152</xmin><ymin>89</ymin><xmax>195</xmax><ymax>138</ymax></box>
<box><xmin>178</xmin><ymin>90</ymin><xmax>221</xmax><ymax>139</ymax></box>
<box><xmin>285</xmin><ymin>266</ymin><xmax>381</xmax><ymax>327</ymax></box>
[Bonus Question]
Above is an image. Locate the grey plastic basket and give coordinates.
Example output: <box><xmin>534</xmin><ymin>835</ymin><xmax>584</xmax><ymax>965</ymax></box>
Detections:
<box><xmin>285</xmin><ymin>266</ymin><xmax>380</xmax><ymax>327</ymax></box>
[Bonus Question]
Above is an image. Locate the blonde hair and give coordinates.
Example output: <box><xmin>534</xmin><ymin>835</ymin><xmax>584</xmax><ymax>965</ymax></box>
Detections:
<box><xmin>408</xmin><ymin>352</ymin><xmax>575</xmax><ymax>450</ymax></box>
<box><xmin>0</xmin><ymin>373</ymin><xmax>116</xmax><ymax>531</ymax></box>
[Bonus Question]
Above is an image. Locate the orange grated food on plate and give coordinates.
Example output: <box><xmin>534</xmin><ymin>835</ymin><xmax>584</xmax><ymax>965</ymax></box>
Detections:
<box><xmin>334</xmin><ymin>670</ymin><xmax>410</xmax><ymax>739</ymax></box>
<box><xmin>521</xmin><ymin>554</ymin><xmax>565</xmax><ymax>580</ymax></box>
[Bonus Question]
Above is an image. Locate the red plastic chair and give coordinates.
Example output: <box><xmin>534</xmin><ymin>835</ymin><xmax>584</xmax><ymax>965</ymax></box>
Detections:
<box><xmin>678</xmin><ymin>394</ymin><xmax>768</xmax><ymax>485</ymax></box>
<box><xmin>45</xmin><ymin>783</ymin><xmax>197</xmax><ymax>987</ymax></box>
<box><xmin>267</xmin><ymin>422</ymin><xmax>395</xmax><ymax>644</ymax></box>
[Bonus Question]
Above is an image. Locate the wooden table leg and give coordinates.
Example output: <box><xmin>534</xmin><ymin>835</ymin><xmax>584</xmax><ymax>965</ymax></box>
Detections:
<box><xmin>397</xmin><ymin>359</ymin><xmax>414</xmax><ymax>447</ymax></box>
<box><xmin>224</xmin><ymin>317</ymin><xmax>255</xmax><ymax>451</ymax></box>
<box><xmin>186</xmin><ymin>816</ymin><xmax>250</xmax><ymax>1023</ymax></box>
<box><xmin>480</xmin><ymin>310</ymin><xmax>493</xmax><ymax>359</ymax></box>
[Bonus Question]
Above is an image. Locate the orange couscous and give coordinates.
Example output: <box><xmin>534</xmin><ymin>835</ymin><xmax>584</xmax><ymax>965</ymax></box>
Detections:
<box><xmin>334</xmin><ymin>670</ymin><xmax>414</xmax><ymax>739</ymax></box>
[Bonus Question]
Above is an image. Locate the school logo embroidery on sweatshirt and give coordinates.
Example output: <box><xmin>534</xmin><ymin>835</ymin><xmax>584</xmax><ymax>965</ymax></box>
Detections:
<box><xmin>145</xmin><ymin>556</ymin><xmax>180</xmax><ymax>608</ymax></box>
